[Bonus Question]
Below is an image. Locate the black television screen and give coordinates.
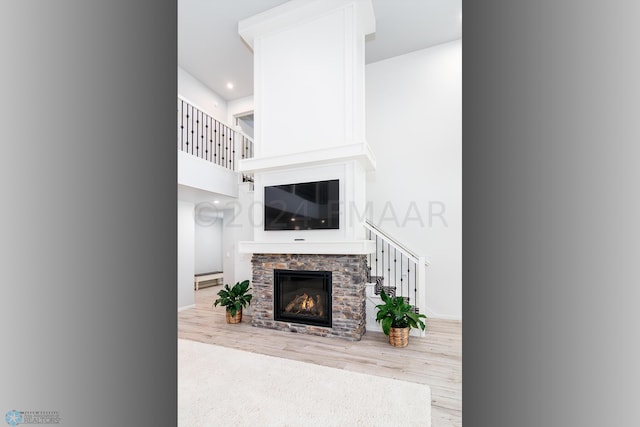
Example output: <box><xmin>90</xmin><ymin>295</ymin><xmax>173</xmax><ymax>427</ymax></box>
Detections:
<box><xmin>264</xmin><ymin>179</ymin><xmax>339</xmax><ymax>230</ymax></box>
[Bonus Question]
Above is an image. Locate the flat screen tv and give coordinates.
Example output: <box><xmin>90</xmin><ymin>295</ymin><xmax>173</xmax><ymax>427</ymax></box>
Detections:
<box><xmin>264</xmin><ymin>179</ymin><xmax>339</xmax><ymax>230</ymax></box>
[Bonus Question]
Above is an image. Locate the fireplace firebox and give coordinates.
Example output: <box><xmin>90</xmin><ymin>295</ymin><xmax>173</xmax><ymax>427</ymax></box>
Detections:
<box><xmin>274</xmin><ymin>269</ymin><xmax>332</xmax><ymax>328</ymax></box>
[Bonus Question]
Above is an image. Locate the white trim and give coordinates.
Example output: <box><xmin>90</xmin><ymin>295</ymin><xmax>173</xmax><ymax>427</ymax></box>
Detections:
<box><xmin>238</xmin><ymin>142</ymin><xmax>376</xmax><ymax>173</ymax></box>
<box><xmin>421</xmin><ymin>308</ymin><xmax>462</xmax><ymax>321</ymax></box>
<box><xmin>417</xmin><ymin>256</ymin><xmax>428</xmax><ymax>337</ymax></box>
<box><xmin>239</xmin><ymin>239</ymin><xmax>375</xmax><ymax>255</ymax></box>
<box><xmin>178</xmin><ymin>304</ymin><xmax>196</xmax><ymax>312</ymax></box>
<box><xmin>364</xmin><ymin>221</ymin><xmax>422</xmax><ymax>264</ymax></box>
<box><xmin>239</xmin><ymin>0</ymin><xmax>375</xmax><ymax>49</ymax></box>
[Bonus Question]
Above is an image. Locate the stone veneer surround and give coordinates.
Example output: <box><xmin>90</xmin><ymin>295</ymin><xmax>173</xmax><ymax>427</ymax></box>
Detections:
<box><xmin>251</xmin><ymin>253</ymin><xmax>368</xmax><ymax>340</ymax></box>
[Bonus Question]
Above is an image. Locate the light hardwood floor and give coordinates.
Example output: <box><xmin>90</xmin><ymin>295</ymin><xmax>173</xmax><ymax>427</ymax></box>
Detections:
<box><xmin>178</xmin><ymin>286</ymin><xmax>462</xmax><ymax>427</ymax></box>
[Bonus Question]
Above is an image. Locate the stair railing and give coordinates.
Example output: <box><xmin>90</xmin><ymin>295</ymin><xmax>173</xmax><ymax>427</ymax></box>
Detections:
<box><xmin>364</xmin><ymin>220</ymin><xmax>428</xmax><ymax>320</ymax></box>
<box><xmin>177</xmin><ymin>97</ymin><xmax>254</xmax><ymax>172</ymax></box>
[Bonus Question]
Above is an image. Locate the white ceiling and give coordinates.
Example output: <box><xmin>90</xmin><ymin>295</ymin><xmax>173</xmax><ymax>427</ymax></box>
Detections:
<box><xmin>178</xmin><ymin>0</ymin><xmax>462</xmax><ymax>102</ymax></box>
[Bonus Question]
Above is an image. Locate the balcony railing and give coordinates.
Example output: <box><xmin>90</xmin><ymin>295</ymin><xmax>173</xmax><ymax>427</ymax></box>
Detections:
<box><xmin>177</xmin><ymin>97</ymin><xmax>254</xmax><ymax>171</ymax></box>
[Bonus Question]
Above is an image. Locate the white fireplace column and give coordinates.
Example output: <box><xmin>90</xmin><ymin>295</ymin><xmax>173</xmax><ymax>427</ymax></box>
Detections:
<box><xmin>239</xmin><ymin>0</ymin><xmax>375</xmax><ymax>158</ymax></box>
<box><xmin>238</xmin><ymin>0</ymin><xmax>377</xmax><ymax>255</ymax></box>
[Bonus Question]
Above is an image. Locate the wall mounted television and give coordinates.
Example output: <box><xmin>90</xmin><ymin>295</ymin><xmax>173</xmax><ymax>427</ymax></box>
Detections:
<box><xmin>264</xmin><ymin>179</ymin><xmax>340</xmax><ymax>231</ymax></box>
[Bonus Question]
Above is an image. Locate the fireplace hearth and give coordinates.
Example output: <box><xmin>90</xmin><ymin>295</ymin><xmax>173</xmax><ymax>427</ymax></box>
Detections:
<box><xmin>274</xmin><ymin>269</ymin><xmax>332</xmax><ymax>328</ymax></box>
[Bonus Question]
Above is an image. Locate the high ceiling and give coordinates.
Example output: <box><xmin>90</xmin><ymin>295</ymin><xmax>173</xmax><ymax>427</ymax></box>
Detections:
<box><xmin>178</xmin><ymin>0</ymin><xmax>462</xmax><ymax>101</ymax></box>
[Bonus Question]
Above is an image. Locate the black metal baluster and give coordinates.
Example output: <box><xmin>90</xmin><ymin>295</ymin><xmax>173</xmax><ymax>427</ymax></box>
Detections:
<box><xmin>230</xmin><ymin>132</ymin><xmax>235</xmax><ymax>170</ymax></box>
<box><xmin>210</xmin><ymin>117</ymin><xmax>214</xmax><ymax>163</ymax></box>
<box><xmin>407</xmin><ymin>261</ymin><xmax>411</xmax><ymax>304</ymax></box>
<box><xmin>394</xmin><ymin>248</ymin><xmax>397</xmax><ymax>296</ymax></box>
<box><xmin>225</xmin><ymin>125</ymin><xmax>229</xmax><ymax>167</ymax></box>
<box><xmin>400</xmin><ymin>254</ymin><xmax>404</xmax><ymax>301</ymax></box>
<box><xmin>195</xmin><ymin>109</ymin><xmax>200</xmax><ymax>158</ymax></box>
<box><xmin>375</xmin><ymin>234</ymin><xmax>378</xmax><ymax>279</ymax></box>
<box><xmin>214</xmin><ymin>119</ymin><xmax>218</xmax><ymax>165</ymax></box>
<box><xmin>387</xmin><ymin>243</ymin><xmax>391</xmax><ymax>295</ymax></box>
<box><xmin>228</xmin><ymin>131</ymin><xmax>233</xmax><ymax>169</ymax></box>
<box><xmin>205</xmin><ymin>112</ymin><xmax>209</xmax><ymax>160</ymax></box>
<box><xmin>186</xmin><ymin>104</ymin><xmax>190</xmax><ymax>154</ymax></box>
<box><xmin>200</xmin><ymin>111</ymin><xmax>204</xmax><ymax>159</ymax></box>
<box><xmin>220</xmin><ymin>126</ymin><xmax>225</xmax><ymax>166</ymax></box>
<box><xmin>206</xmin><ymin>113</ymin><xmax>210</xmax><ymax>161</ymax></box>
<box><xmin>180</xmin><ymin>100</ymin><xmax>184</xmax><ymax>151</ymax></box>
<box><xmin>224</xmin><ymin>128</ymin><xmax>231</xmax><ymax>169</ymax></box>
<box><xmin>368</xmin><ymin>229</ymin><xmax>372</xmax><ymax>278</ymax></box>
<box><xmin>381</xmin><ymin>240</ymin><xmax>384</xmax><ymax>278</ymax></box>
<box><xmin>185</xmin><ymin>104</ymin><xmax>190</xmax><ymax>154</ymax></box>
<box><xmin>191</xmin><ymin>105</ymin><xmax>196</xmax><ymax>155</ymax></box>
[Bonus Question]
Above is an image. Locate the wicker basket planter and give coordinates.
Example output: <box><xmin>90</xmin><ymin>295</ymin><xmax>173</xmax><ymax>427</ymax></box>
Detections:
<box><xmin>376</xmin><ymin>290</ymin><xmax>426</xmax><ymax>348</ymax></box>
<box><xmin>213</xmin><ymin>280</ymin><xmax>252</xmax><ymax>326</ymax></box>
<box><xmin>225</xmin><ymin>308</ymin><xmax>243</xmax><ymax>324</ymax></box>
<box><xmin>389</xmin><ymin>327</ymin><xmax>409</xmax><ymax>348</ymax></box>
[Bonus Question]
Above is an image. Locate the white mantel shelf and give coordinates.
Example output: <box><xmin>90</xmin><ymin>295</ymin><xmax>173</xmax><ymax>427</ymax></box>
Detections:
<box><xmin>238</xmin><ymin>240</ymin><xmax>376</xmax><ymax>255</ymax></box>
<box><xmin>238</xmin><ymin>143</ymin><xmax>376</xmax><ymax>173</ymax></box>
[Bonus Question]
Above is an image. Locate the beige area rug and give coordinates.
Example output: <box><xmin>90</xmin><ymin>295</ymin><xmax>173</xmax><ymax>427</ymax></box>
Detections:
<box><xmin>178</xmin><ymin>339</ymin><xmax>431</xmax><ymax>427</ymax></box>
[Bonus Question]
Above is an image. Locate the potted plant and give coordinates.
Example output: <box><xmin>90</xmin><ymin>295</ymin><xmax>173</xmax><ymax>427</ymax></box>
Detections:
<box><xmin>375</xmin><ymin>289</ymin><xmax>427</xmax><ymax>347</ymax></box>
<box><xmin>213</xmin><ymin>280</ymin><xmax>253</xmax><ymax>324</ymax></box>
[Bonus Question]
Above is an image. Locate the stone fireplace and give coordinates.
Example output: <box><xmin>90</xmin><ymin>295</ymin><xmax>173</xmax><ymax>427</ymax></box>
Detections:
<box><xmin>251</xmin><ymin>254</ymin><xmax>368</xmax><ymax>340</ymax></box>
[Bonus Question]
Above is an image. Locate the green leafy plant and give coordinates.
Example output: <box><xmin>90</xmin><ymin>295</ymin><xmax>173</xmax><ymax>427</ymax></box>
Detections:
<box><xmin>375</xmin><ymin>289</ymin><xmax>427</xmax><ymax>335</ymax></box>
<box><xmin>213</xmin><ymin>280</ymin><xmax>253</xmax><ymax>317</ymax></box>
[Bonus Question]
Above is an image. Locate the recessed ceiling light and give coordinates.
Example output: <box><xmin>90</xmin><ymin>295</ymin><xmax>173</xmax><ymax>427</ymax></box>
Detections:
<box><xmin>226</xmin><ymin>82</ymin><xmax>234</xmax><ymax>89</ymax></box>
<box><xmin>213</xmin><ymin>200</ymin><xmax>220</xmax><ymax>204</ymax></box>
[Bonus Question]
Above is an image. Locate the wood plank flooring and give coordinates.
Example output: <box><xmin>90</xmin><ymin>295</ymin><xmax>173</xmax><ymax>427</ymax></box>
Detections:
<box><xmin>178</xmin><ymin>286</ymin><xmax>462</xmax><ymax>427</ymax></box>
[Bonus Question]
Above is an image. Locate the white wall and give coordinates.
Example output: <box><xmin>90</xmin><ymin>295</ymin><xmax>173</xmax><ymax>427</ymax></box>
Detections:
<box><xmin>177</xmin><ymin>151</ymin><xmax>239</xmax><ymax>198</ymax></box>
<box><xmin>178</xmin><ymin>66</ymin><xmax>228</xmax><ymax>121</ymax></box>
<box><xmin>365</xmin><ymin>40</ymin><xmax>462</xmax><ymax>319</ymax></box>
<box><xmin>228</xmin><ymin>95</ymin><xmax>254</xmax><ymax>138</ymax></box>
<box><xmin>227</xmin><ymin>95</ymin><xmax>254</xmax><ymax>127</ymax></box>
<box><xmin>194</xmin><ymin>219</ymin><xmax>223</xmax><ymax>274</ymax></box>
<box><xmin>178</xmin><ymin>201</ymin><xmax>195</xmax><ymax>310</ymax></box>
<box><xmin>221</xmin><ymin>182</ymin><xmax>255</xmax><ymax>312</ymax></box>
<box><xmin>233</xmin><ymin>183</ymin><xmax>255</xmax><ymax>297</ymax></box>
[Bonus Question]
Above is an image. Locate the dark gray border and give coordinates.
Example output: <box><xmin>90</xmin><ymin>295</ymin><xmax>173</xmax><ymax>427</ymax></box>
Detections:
<box><xmin>464</xmin><ymin>1</ymin><xmax>640</xmax><ymax>425</ymax></box>
<box><xmin>0</xmin><ymin>1</ymin><xmax>177</xmax><ymax>426</ymax></box>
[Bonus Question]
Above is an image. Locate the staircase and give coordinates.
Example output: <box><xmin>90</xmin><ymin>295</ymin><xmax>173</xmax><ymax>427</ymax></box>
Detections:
<box><xmin>364</xmin><ymin>220</ymin><xmax>430</xmax><ymax>337</ymax></box>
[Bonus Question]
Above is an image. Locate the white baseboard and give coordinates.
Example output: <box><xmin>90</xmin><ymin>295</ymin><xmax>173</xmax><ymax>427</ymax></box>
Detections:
<box><xmin>365</xmin><ymin>283</ymin><xmax>461</xmax><ymax>321</ymax></box>
<box><xmin>178</xmin><ymin>304</ymin><xmax>196</xmax><ymax>312</ymax></box>
<box><xmin>422</xmin><ymin>307</ymin><xmax>462</xmax><ymax>321</ymax></box>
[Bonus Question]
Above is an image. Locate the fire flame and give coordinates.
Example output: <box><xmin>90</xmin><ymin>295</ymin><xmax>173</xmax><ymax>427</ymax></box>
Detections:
<box><xmin>299</xmin><ymin>293</ymin><xmax>315</xmax><ymax>310</ymax></box>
